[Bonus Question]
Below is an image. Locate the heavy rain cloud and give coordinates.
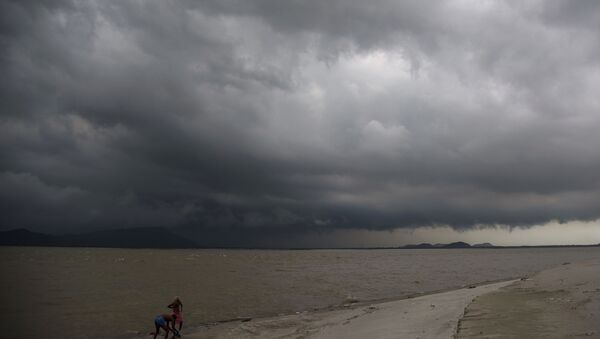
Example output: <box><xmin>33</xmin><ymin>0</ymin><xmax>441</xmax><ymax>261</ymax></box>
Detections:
<box><xmin>1</xmin><ymin>1</ymin><xmax>600</xmax><ymax>245</ymax></box>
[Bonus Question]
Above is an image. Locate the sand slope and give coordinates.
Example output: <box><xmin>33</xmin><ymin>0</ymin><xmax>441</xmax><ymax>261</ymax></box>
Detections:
<box><xmin>182</xmin><ymin>280</ymin><xmax>514</xmax><ymax>339</ymax></box>
<box><xmin>457</xmin><ymin>260</ymin><xmax>600</xmax><ymax>338</ymax></box>
<box><xmin>147</xmin><ymin>259</ymin><xmax>600</xmax><ymax>339</ymax></box>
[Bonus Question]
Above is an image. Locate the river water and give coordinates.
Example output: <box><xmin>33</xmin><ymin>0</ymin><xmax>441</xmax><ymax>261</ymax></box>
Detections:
<box><xmin>2</xmin><ymin>246</ymin><xmax>600</xmax><ymax>338</ymax></box>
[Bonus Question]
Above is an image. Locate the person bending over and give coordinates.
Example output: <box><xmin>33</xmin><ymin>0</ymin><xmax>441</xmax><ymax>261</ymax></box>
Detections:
<box><xmin>153</xmin><ymin>313</ymin><xmax>180</xmax><ymax>339</ymax></box>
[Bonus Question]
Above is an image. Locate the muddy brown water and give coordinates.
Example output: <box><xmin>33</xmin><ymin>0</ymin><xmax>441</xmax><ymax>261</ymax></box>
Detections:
<box><xmin>2</xmin><ymin>246</ymin><xmax>600</xmax><ymax>338</ymax></box>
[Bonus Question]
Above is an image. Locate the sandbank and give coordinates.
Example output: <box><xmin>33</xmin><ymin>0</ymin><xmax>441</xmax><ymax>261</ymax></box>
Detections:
<box><xmin>143</xmin><ymin>259</ymin><xmax>600</xmax><ymax>338</ymax></box>
<box><xmin>178</xmin><ymin>280</ymin><xmax>515</xmax><ymax>339</ymax></box>
<box><xmin>457</xmin><ymin>259</ymin><xmax>600</xmax><ymax>338</ymax></box>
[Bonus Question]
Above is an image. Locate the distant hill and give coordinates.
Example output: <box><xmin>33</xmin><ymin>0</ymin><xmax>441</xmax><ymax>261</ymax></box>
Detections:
<box><xmin>443</xmin><ymin>241</ymin><xmax>471</xmax><ymax>248</ymax></box>
<box><xmin>398</xmin><ymin>241</ymin><xmax>600</xmax><ymax>249</ymax></box>
<box><xmin>0</xmin><ymin>227</ymin><xmax>198</xmax><ymax>249</ymax></box>
<box><xmin>402</xmin><ymin>243</ymin><xmax>436</xmax><ymax>249</ymax></box>
<box><xmin>400</xmin><ymin>241</ymin><xmax>475</xmax><ymax>249</ymax></box>
<box><xmin>0</xmin><ymin>228</ymin><xmax>58</xmax><ymax>246</ymax></box>
<box><xmin>473</xmin><ymin>242</ymin><xmax>494</xmax><ymax>248</ymax></box>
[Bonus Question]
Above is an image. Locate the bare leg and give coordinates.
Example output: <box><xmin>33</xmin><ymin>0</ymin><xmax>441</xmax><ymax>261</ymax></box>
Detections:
<box><xmin>161</xmin><ymin>325</ymin><xmax>170</xmax><ymax>339</ymax></box>
<box><xmin>153</xmin><ymin>323</ymin><xmax>159</xmax><ymax>339</ymax></box>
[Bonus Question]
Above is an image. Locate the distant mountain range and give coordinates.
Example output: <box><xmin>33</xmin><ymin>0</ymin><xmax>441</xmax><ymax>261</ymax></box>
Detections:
<box><xmin>1</xmin><ymin>228</ymin><xmax>598</xmax><ymax>249</ymax></box>
<box><xmin>400</xmin><ymin>241</ymin><xmax>476</xmax><ymax>249</ymax></box>
<box><xmin>398</xmin><ymin>241</ymin><xmax>599</xmax><ymax>249</ymax></box>
<box><xmin>0</xmin><ymin>228</ymin><xmax>198</xmax><ymax>249</ymax></box>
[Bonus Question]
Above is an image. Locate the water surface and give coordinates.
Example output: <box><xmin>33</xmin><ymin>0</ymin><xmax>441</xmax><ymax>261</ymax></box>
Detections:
<box><xmin>2</xmin><ymin>246</ymin><xmax>600</xmax><ymax>338</ymax></box>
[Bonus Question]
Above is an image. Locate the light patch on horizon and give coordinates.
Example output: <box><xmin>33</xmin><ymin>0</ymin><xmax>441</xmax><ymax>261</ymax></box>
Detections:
<box><xmin>409</xmin><ymin>220</ymin><xmax>600</xmax><ymax>247</ymax></box>
<box><xmin>289</xmin><ymin>220</ymin><xmax>600</xmax><ymax>248</ymax></box>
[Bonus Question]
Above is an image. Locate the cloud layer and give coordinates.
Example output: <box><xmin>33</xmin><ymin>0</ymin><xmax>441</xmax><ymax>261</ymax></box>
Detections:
<box><xmin>2</xmin><ymin>1</ymin><xmax>600</xmax><ymax>242</ymax></box>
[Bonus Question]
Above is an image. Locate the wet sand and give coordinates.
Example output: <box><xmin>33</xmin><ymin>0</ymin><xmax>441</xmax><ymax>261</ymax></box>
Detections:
<box><xmin>157</xmin><ymin>259</ymin><xmax>600</xmax><ymax>339</ymax></box>
<box><xmin>457</xmin><ymin>259</ymin><xmax>600</xmax><ymax>338</ymax></box>
<box><xmin>173</xmin><ymin>280</ymin><xmax>515</xmax><ymax>339</ymax></box>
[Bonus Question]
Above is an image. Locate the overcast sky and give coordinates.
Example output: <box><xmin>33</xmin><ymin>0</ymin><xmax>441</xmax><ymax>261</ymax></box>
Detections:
<box><xmin>2</xmin><ymin>1</ymin><xmax>600</xmax><ymax>246</ymax></box>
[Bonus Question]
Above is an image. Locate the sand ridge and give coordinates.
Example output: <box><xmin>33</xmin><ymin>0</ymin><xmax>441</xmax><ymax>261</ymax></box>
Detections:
<box><xmin>457</xmin><ymin>259</ymin><xmax>600</xmax><ymax>338</ymax></box>
<box><xmin>175</xmin><ymin>280</ymin><xmax>515</xmax><ymax>339</ymax></box>
<box><xmin>138</xmin><ymin>259</ymin><xmax>600</xmax><ymax>339</ymax></box>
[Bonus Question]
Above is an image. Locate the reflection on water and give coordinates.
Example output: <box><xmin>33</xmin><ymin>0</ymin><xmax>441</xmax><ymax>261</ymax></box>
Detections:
<box><xmin>2</xmin><ymin>246</ymin><xmax>600</xmax><ymax>338</ymax></box>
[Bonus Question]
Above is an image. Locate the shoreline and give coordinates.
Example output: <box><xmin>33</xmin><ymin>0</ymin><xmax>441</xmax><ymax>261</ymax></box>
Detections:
<box><xmin>456</xmin><ymin>258</ymin><xmax>600</xmax><ymax>338</ymax></box>
<box><xmin>189</xmin><ymin>276</ymin><xmax>523</xmax><ymax>328</ymax></box>
<box><xmin>131</xmin><ymin>258</ymin><xmax>600</xmax><ymax>339</ymax></box>
<box><xmin>116</xmin><ymin>275</ymin><xmax>531</xmax><ymax>339</ymax></box>
<box><xmin>7</xmin><ymin>246</ymin><xmax>600</xmax><ymax>339</ymax></box>
<box><xmin>149</xmin><ymin>280</ymin><xmax>517</xmax><ymax>339</ymax></box>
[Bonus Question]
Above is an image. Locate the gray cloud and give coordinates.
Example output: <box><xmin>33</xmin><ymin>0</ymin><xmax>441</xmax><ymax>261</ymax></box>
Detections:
<box><xmin>2</xmin><ymin>1</ymin><xmax>600</xmax><ymax>245</ymax></box>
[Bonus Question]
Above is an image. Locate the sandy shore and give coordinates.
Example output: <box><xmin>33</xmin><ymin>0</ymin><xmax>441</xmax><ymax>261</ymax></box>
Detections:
<box><xmin>173</xmin><ymin>280</ymin><xmax>515</xmax><ymax>339</ymax></box>
<box><xmin>457</xmin><ymin>259</ymin><xmax>600</xmax><ymax>338</ymax></box>
<box><xmin>141</xmin><ymin>259</ymin><xmax>600</xmax><ymax>339</ymax></box>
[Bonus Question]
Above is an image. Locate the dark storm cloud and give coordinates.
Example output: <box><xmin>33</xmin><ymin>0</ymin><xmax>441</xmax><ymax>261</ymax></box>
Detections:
<box><xmin>2</xmin><ymin>0</ymin><xmax>600</xmax><ymax>242</ymax></box>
